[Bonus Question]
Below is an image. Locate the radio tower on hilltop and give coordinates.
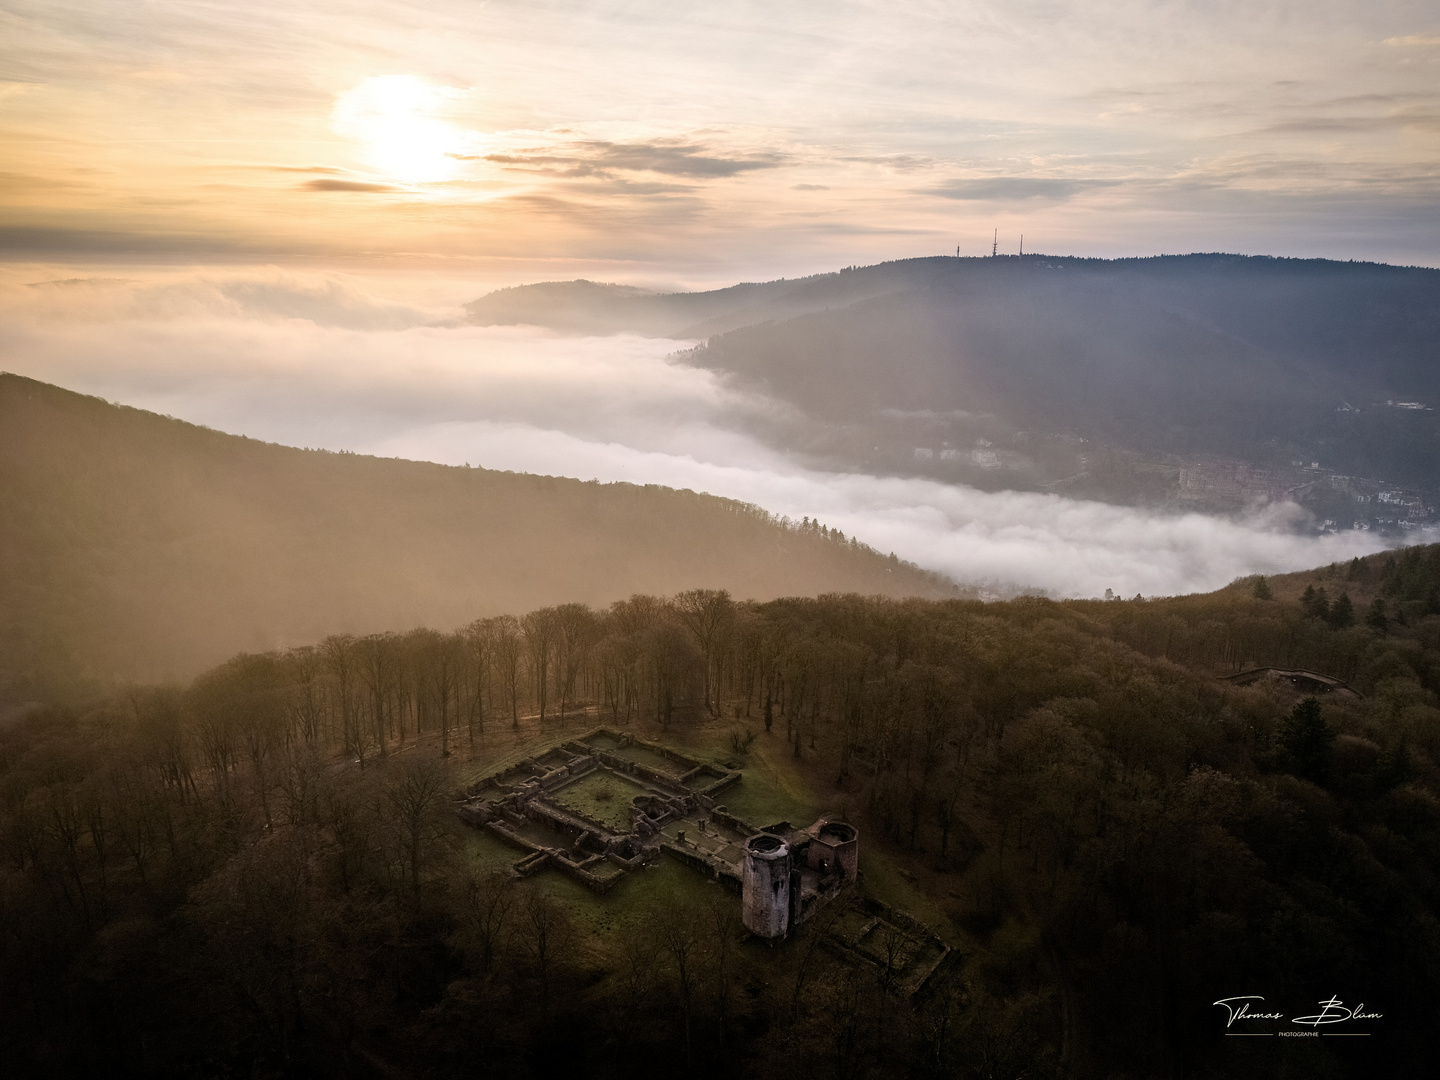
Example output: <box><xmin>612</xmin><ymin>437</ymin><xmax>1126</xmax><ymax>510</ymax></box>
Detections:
<box><xmin>992</xmin><ymin>228</ymin><xmax>998</xmax><ymax>257</ymax></box>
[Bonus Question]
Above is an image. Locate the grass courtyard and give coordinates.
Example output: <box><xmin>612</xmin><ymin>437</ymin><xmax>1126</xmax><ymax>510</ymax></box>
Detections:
<box><xmin>549</xmin><ymin>767</ymin><xmax>651</xmax><ymax>833</ymax></box>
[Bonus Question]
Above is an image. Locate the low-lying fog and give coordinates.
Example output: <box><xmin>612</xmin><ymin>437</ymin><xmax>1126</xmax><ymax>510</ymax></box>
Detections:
<box><xmin>1</xmin><ymin>268</ymin><xmax>1404</xmax><ymax>599</ymax></box>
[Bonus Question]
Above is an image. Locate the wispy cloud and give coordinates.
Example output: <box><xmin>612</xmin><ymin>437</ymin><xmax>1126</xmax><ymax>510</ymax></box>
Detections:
<box><xmin>4</xmin><ymin>1</ymin><xmax>1440</xmax><ymax>267</ymax></box>
<box><xmin>0</xmin><ymin>226</ymin><xmax>273</xmax><ymax>256</ymax></box>
<box><xmin>926</xmin><ymin>177</ymin><xmax>1121</xmax><ymax>202</ymax></box>
<box><xmin>303</xmin><ymin>178</ymin><xmax>401</xmax><ymax>193</ymax></box>
<box><xmin>475</xmin><ymin>139</ymin><xmax>787</xmax><ymax>179</ymax></box>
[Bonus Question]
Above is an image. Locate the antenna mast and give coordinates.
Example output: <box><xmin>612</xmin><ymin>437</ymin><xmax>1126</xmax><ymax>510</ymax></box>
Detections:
<box><xmin>1020</xmin><ymin>234</ymin><xmax>1024</xmax><ymax>256</ymax></box>
<box><xmin>992</xmin><ymin>228</ymin><xmax>997</xmax><ymax>257</ymax></box>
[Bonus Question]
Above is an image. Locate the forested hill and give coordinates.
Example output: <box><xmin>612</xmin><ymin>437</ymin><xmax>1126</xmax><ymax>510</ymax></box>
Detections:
<box><xmin>467</xmin><ymin>255</ymin><xmax>1440</xmax><ymax>508</ymax></box>
<box><xmin>3</xmin><ymin>547</ymin><xmax>1439</xmax><ymax>1077</ymax></box>
<box><xmin>0</xmin><ymin>374</ymin><xmax>953</xmax><ymax>697</ymax></box>
<box><xmin>462</xmin><ymin>259</ymin><xmax>960</xmax><ymax>338</ymax></box>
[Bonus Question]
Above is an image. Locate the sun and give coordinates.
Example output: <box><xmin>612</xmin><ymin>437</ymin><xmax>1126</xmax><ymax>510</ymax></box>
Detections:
<box><xmin>332</xmin><ymin>75</ymin><xmax>467</xmax><ymax>184</ymax></box>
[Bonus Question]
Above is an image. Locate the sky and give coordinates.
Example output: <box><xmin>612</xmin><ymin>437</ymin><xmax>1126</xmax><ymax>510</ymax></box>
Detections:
<box><xmin>2</xmin><ymin>1</ymin><xmax>1438</xmax><ymax>279</ymax></box>
<box><xmin>1</xmin><ymin>3</ymin><xmax>1434</xmax><ymax>599</ymax></box>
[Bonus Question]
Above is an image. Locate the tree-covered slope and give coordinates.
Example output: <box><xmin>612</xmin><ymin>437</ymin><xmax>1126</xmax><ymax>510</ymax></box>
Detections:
<box><xmin>3</xmin><ymin>550</ymin><xmax>1438</xmax><ymax>1078</ymax></box>
<box><xmin>0</xmin><ymin>374</ymin><xmax>952</xmax><ymax>695</ymax></box>
<box><xmin>468</xmin><ymin>255</ymin><xmax>1440</xmax><ymax>512</ymax></box>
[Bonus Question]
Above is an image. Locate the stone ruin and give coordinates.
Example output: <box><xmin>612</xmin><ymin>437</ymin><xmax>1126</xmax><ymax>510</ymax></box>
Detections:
<box><xmin>740</xmin><ymin>819</ymin><xmax>858</xmax><ymax>938</ymax></box>
<box><xmin>457</xmin><ymin>727</ymin><xmax>954</xmax><ymax>996</ymax></box>
<box><xmin>456</xmin><ymin>727</ymin><xmax>745</xmax><ymax>894</ymax></box>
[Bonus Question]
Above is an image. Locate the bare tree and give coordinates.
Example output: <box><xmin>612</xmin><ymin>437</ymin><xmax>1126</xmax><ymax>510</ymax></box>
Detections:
<box><xmin>553</xmin><ymin>602</ymin><xmax>597</xmax><ymax>725</ymax></box>
<box><xmin>658</xmin><ymin>902</ymin><xmax>702</xmax><ymax>1070</ymax></box>
<box><xmin>112</xmin><ymin>760</ymin><xmax>159</xmax><ymax>890</ymax></box>
<box><xmin>286</xmin><ymin>645</ymin><xmax>326</xmax><ymax>745</ymax></box>
<box><xmin>460</xmin><ymin>869</ymin><xmax>514</xmax><ymax>974</ymax></box>
<box><xmin>381</xmin><ymin>754</ymin><xmax>448</xmax><ymax>894</ymax></box>
<box><xmin>277</xmin><ymin>742</ymin><xmax>325</xmax><ymax>827</ymax></box>
<box><xmin>708</xmin><ymin>896</ymin><xmax>740</xmax><ymax>1049</ymax></box>
<box><xmin>409</xmin><ymin>629</ymin><xmax>461</xmax><ymax>757</ymax></box>
<box><xmin>673</xmin><ymin>589</ymin><xmax>734</xmax><ymax>716</ymax></box>
<box><xmin>603</xmin><ymin>596</ymin><xmax>666</xmax><ymax>724</ymax></box>
<box><xmin>522</xmin><ymin>608</ymin><xmax>558</xmax><ymax>724</ymax></box>
<box><xmin>321</xmin><ymin>635</ymin><xmax>367</xmax><ymax>768</ymax></box>
<box><xmin>618</xmin><ymin>928</ymin><xmax>659</xmax><ymax>1023</ymax></box>
<box><xmin>490</xmin><ymin>615</ymin><xmax>524</xmax><ymax>731</ymax></box>
<box><xmin>517</xmin><ymin>889</ymin><xmax>570</xmax><ymax>1026</ymax></box>
<box><xmin>462</xmin><ymin>619</ymin><xmax>495</xmax><ymax>745</ymax></box>
<box><xmin>647</xmin><ymin>617</ymin><xmax>699</xmax><ymax>731</ymax></box>
<box><xmin>45</xmin><ymin>784</ymin><xmax>92</xmax><ymax>931</ymax></box>
<box><xmin>358</xmin><ymin>632</ymin><xmax>400</xmax><ymax>756</ymax></box>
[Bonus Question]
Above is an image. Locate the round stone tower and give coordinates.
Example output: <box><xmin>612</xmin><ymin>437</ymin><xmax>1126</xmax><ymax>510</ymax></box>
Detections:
<box><xmin>742</xmin><ymin>833</ymin><xmax>791</xmax><ymax>939</ymax></box>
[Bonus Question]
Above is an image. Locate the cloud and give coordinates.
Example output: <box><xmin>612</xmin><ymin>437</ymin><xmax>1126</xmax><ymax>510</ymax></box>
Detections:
<box><xmin>476</xmin><ymin>140</ymin><xmax>786</xmax><ymax>179</ymax></box>
<box><xmin>248</xmin><ymin>166</ymin><xmax>350</xmax><ymax>174</ymax></box>
<box><xmin>839</xmin><ymin>155</ymin><xmax>937</xmax><ymax>172</ymax></box>
<box><xmin>1255</xmin><ymin>113</ymin><xmax>1440</xmax><ymax>135</ymax></box>
<box><xmin>0</xmin><ymin>268</ymin><xmax>1405</xmax><ymax>601</ymax></box>
<box><xmin>0</xmin><ymin>272</ymin><xmax>433</xmax><ymax>329</ymax></box>
<box><xmin>792</xmin><ymin>184</ymin><xmax>830</xmax><ymax>191</ymax></box>
<box><xmin>7</xmin><ymin>0</ymin><xmax>1440</xmax><ymax>269</ymax></box>
<box><xmin>302</xmin><ymin>179</ymin><xmax>400</xmax><ymax>193</ymax></box>
<box><xmin>587</xmin><ymin>141</ymin><xmax>787</xmax><ymax>177</ymax></box>
<box><xmin>370</xmin><ymin>418</ymin><xmax>1400</xmax><ymax>599</ymax></box>
<box><xmin>0</xmin><ymin>225</ymin><xmax>272</xmax><ymax>256</ymax></box>
<box><xmin>927</xmin><ymin>177</ymin><xmax>1121</xmax><ymax>202</ymax></box>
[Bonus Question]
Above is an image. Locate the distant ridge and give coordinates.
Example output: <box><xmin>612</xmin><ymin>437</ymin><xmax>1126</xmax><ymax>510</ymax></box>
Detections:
<box><xmin>463</xmin><ymin>252</ymin><xmax>1440</xmax><ymax>342</ymax></box>
<box><xmin>0</xmin><ymin>374</ymin><xmax>955</xmax><ymax>696</ymax></box>
<box><xmin>466</xmin><ymin>254</ymin><xmax>1440</xmax><ymax>510</ymax></box>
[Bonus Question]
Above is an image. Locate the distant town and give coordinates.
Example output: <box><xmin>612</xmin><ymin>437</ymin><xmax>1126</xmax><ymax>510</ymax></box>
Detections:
<box><xmin>894</xmin><ymin>429</ymin><xmax>1434</xmax><ymax>534</ymax></box>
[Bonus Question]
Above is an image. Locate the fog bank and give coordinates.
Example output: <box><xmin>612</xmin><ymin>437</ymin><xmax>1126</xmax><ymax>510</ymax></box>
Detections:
<box><xmin>1</xmin><ymin>270</ymin><xmax>1405</xmax><ymax>600</ymax></box>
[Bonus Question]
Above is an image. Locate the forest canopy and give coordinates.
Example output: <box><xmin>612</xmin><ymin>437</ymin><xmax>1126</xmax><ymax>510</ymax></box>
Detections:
<box><xmin>3</xmin><ymin>545</ymin><xmax>1438</xmax><ymax>1078</ymax></box>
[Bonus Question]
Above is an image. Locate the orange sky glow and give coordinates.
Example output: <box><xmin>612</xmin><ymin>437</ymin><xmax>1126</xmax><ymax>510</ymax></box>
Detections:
<box><xmin>1</xmin><ymin>1</ymin><xmax>1437</xmax><ymax>283</ymax></box>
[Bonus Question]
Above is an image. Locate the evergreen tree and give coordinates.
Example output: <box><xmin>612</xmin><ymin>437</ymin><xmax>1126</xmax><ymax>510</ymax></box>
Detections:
<box><xmin>1251</xmin><ymin>576</ymin><xmax>1271</xmax><ymax>600</ymax></box>
<box><xmin>1301</xmin><ymin>585</ymin><xmax>1331</xmax><ymax>621</ymax></box>
<box><xmin>1282</xmin><ymin>697</ymin><xmax>1333</xmax><ymax>784</ymax></box>
<box><xmin>1328</xmin><ymin>591</ymin><xmax>1354</xmax><ymax>629</ymax></box>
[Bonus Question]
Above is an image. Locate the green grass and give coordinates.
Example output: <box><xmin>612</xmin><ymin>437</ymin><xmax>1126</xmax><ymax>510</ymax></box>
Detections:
<box><xmin>851</xmin><ymin>847</ymin><xmax>959</xmax><ymax>940</ymax></box>
<box><xmin>461</xmin><ymin>827</ymin><xmax>526</xmax><ymax>872</ymax></box>
<box><xmin>550</xmin><ymin>769</ymin><xmax>649</xmax><ymax>833</ymax></box>
<box><xmin>712</xmin><ymin>732</ymin><xmax>820</xmax><ymax>827</ymax></box>
<box><xmin>608</xmin><ymin>742</ymin><xmax>689</xmax><ymax>775</ymax></box>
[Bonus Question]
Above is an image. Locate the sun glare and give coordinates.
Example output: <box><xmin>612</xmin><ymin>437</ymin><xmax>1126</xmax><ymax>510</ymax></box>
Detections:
<box><xmin>332</xmin><ymin>75</ymin><xmax>467</xmax><ymax>184</ymax></box>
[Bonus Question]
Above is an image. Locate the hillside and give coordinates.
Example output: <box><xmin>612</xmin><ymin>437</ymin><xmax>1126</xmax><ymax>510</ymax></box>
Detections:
<box><xmin>2</xmin><ymin>549</ymin><xmax>1438</xmax><ymax>1078</ymax></box>
<box><xmin>0</xmin><ymin>374</ymin><xmax>954</xmax><ymax>696</ymax></box>
<box><xmin>463</xmin><ymin>259</ymin><xmax>958</xmax><ymax>338</ymax></box>
<box><xmin>468</xmin><ymin>255</ymin><xmax>1440</xmax><ymax>522</ymax></box>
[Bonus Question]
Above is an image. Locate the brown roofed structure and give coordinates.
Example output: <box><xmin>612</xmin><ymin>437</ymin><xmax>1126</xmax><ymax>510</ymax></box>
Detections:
<box><xmin>1221</xmin><ymin>667</ymin><xmax>1362</xmax><ymax>699</ymax></box>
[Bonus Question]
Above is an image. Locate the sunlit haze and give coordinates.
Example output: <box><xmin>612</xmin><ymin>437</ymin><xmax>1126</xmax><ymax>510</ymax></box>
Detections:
<box><xmin>3</xmin><ymin>2</ymin><xmax>1439</xmax><ymax>274</ymax></box>
<box><xmin>2</xmin><ymin>3</ymin><xmax>1436</xmax><ymax>598</ymax></box>
<box><xmin>0</xmin><ymin>269</ymin><xmax>1406</xmax><ymax>599</ymax></box>
<box><xmin>331</xmin><ymin>75</ymin><xmax>469</xmax><ymax>184</ymax></box>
